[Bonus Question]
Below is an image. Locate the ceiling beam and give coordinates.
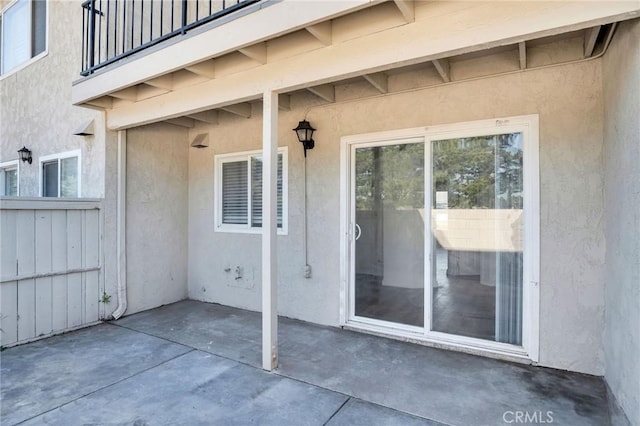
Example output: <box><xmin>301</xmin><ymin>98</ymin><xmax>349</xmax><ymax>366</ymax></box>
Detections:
<box><xmin>238</xmin><ymin>43</ymin><xmax>267</xmax><ymax>64</ymax></box>
<box><xmin>185</xmin><ymin>60</ymin><xmax>216</xmax><ymax>79</ymax></box>
<box><xmin>363</xmin><ymin>72</ymin><xmax>388</xmax><ymax>93</ymax></box>
<box><xmin>165</xmin><ymin>117</ymin><xmax>195</xmax><ymax>128</ymax></box>
<box><xmin>518</xmin><ymin>42</ymin><xmax>527</xmax><ymax>70</ymax></box>
<box><xmin>393</xmin><ymin>0</ymin><xmax>415</xmax><ymax>23</ymax></box>
<box><xmin>187</xmin><ymin>110</ymin><xmax>219</xmax><ymax>124</ymax></box>
<box><xmin>278</xmin><ymin>94</ymin><xmax>291</xmax><ymax>111</ymax></box>
<box><xmin>432</xmin><ymin>59</ymin><xmax>450</xmax><ymax>83</ymax></box>
<box><xmin>220</xmin><ymin>103</ymin><xmax>252</xmax><ymax>118</ymax></box>
<box><xmin>584</xmin><ymin>26</ymin><xmax>601</xmax><ymax>57</ymax></box>
<box><xmin>306</xmin><ymin>21</ymin><xmax>332</xmax><ymax>46</ymax></box>
<box><xmin>110</xmin><ymin>86</ymin><xmax>139</xmax><ymax>102</ymax></box>
<box><xmin>307</xmin><ymin>84</ymin><xmax>335</xmax><ymax>103</ymax></box>
<box><xmin>85</xmin><ymin>96</ymin><xmax>113</xmax><ymax>109</ymax></box>
<box><xmin>145</xmin><ymin>74</ymin><xmax>174</xmax><ymax>91</ymax></box>
<box><xmin>137</xmin><ymin>85</ymin><xmax>169</xmax><ymax>101</ymax></box>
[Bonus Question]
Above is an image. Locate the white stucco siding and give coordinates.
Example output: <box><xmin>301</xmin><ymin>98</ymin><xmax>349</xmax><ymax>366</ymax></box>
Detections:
<box><xmin>186</xmin><ymin>59</ymin><xmax>606</xmax><ymax>375</ymax></box>
<box><xmin>0</xmin><ymin>1</ymin><xmax>105</xmax><ymax>198</ymax></box>
<box><xmin>126</xmin><ymin>123</ymin><xmax>189</xmax><ymax>314</ymax></box>
<box><xmin>603</xmin><ymin>19</ymin><xmax>640</xmax><ymax>426</ymax></box>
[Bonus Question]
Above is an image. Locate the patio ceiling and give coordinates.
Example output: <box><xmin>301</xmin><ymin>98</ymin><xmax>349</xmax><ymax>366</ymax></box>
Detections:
<box><xmin>71</xmin><ymin>1</ymin><xmax>640</xmax><ymax>130</ymax></box>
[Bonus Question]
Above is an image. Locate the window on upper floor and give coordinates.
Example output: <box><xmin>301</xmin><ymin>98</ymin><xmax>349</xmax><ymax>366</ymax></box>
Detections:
<box><xmin>0</xmin><ymin>160</ymin><xmax>19</xmax><ymax>196</ymax></box>
<box><xmin>215</xmin><ymin>148</ymin><xmax>288</xmax><ymax>234</ymax></box>
<box><xmin>40</xmin><ymin>151</ymin><xmax>81</xmax><ymax>198</ymax></box>
<box><xmin>0</xmin><ymin>0</ymin><xmax>47</xmax><ymax>76</ymax></box>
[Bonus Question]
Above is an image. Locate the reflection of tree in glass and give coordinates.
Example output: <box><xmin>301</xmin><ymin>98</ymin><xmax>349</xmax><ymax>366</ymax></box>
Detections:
<box><xmin>432</xmin><ymin>133</ymin><xmax>523</xmax><ymax>209</ymax></box>
<box><xmin>60</xmin><ymin>157</ymin><xmax>79</xmax><ymax>197</ymax></box>
<box><xmin>355</xmin><ymin>144</ymin><xmax>424</xmax><ymax>211</ymax></box>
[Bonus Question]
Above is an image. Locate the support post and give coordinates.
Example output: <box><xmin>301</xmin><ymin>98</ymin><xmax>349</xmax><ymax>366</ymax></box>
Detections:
<box><xmin>262</xmin><ymin>90</ymin><xmax>278</xmax><ymax>371</ymax></box>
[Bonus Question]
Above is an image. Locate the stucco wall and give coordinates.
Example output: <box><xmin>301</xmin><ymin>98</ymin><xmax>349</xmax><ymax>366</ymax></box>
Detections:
<box><xmin>0</xmin><ymin>1</ymin><xmax>105</xmax><ymax>197</ymax></box>
<box><xmin>603</xmin><ymin>20</ymin><xmax>640</xmax><ymax>426</ymax></box>
<box><xmin>126</xmin><ymin>123</ymin><xmax>189</xmax><ymax>314</ymax></box>
<box><xmin>187</xmin><ymin>59</ymin><xmax>606</xmax><ymax>375</ymax></box>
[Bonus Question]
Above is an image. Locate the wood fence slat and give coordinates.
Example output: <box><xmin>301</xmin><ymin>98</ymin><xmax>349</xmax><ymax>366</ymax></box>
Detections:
<box><xmin>51</xmin><ymin>211</ymin><xmax>67</xmax><ymax>271</ymax></box>
<box><xmin>35</xmin><ymin>211</ymin><xmax>53</xmax><ymax>274</ymax></box>
<box><xmin>67</xmin><ymin>273</ymin><xmax>83</xmax><ymax>328</ymax></box>
<box><xmin>84</xmin><ymin>210</ymin><xmax>100</xmax><ymax>268</ymax></box>
<box><xmin>17</xmin><ymin>278</ymin><xmax>36</xmax><ymax>341</ymax></box>
<box><xmin>84</xmin><ymin>271</ymin><xmax>100</xmax><ymax>323</ymax></box>
<box><xmin>51</xmin><ymin>275</ymin><xmax>68</xmax><ymax>332</ymax></box>
<box><xmin>0</xmin><ymin>281</ymin><xmax>18</xmax><ymax>346</ymax></box>
<box><xmin>67</xmin><ymin>211</ymin><xmax>83</xmax><ymax>270</ymax></box>
<box><xmin>35</xmin><ymin>277</ymin><xmax>53</xmax><ymax>336</ymax></box>
<box><xmin>16</xmin><ymin>211</ymin><xmax>35</xmax><ymax>276</ymax></box>
<box><xmin>1</xmin><ymin>211</ymin><xmax>17</xmax><ymax>279</ymax></box>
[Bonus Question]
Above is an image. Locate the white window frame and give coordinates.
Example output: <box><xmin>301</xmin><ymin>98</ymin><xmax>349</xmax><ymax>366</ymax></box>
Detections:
<box><xmin>340</xmin><ymin>115</ymin><xmax>540</xmax><ymax>362</ymax></box>
<box><xmin>0</xmin><ymin>159</ymin><xmax>19</xmax><ymax>196</ymax></box>
<box><xmin>39</xmin><ymin>150</ymin><xmax>82</xmax><ymax>198</ymax></box>
<box><xmin>215</xmin><ymin>147</ymin><xmax>288</xmax><ymax>235</ymax></box>
<box><xmin>0</xmin><ymin>0</ymin><xmax>49</xmax><ymax>79</ymax></box>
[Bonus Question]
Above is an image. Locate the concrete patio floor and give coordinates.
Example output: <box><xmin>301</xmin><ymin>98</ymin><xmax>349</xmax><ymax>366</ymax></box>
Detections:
<box><xmin>1</xmin><ymin>300</ymin><xmax>611</xmax><ymax>425</ymax></box>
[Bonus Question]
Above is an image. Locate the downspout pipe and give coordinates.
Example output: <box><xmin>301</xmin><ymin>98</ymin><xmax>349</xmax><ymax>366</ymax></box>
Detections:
<box><xmin>112</xmin><ymin>130</ymin><xmax>127</xmax><ymax>319</ymax></box>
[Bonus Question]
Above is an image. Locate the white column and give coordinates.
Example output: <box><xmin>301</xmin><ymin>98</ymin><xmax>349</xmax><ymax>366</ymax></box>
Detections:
<box><xmin>262</xmin><ymin>90</ymin><xmax>278</xmax><ymax>371</ymax></box>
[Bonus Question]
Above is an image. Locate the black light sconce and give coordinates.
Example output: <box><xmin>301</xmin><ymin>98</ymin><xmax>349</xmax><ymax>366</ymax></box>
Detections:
<box><xmin>18</xmin><ymin>146</ymin><xmax>32</xmax><ymax>164</ymax></box>
<box><xmin>293</xmin><ymin>120</ymin><xmax>315</xmax><ymax>157</ymax></box>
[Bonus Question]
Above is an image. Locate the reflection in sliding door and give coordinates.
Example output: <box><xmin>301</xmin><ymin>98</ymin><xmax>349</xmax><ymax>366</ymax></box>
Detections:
<box><xmin>354</xmin><ymin>142</ymin><xmax>425</xmax><ymax>328</ymax></box>
<box><xmin>431</xmin><ymin>133</ymin><xmax>524</xmax><ymax>345</ymax></box>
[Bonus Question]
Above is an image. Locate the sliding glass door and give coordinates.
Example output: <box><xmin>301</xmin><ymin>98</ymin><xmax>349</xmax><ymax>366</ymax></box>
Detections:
<box><xmin>352</xmin><ymin>140</ymin><xmax>425</xmax><ymax>328</ymax></box>
<box><xmin>429</xmin><ymin>133</ymin><xmax>524</xmax><ymax>345</ymax></box>
<box><xmin>344</xmin><ymin>116</ymin><xmax>538</xmax><ymax>358</ymax></box>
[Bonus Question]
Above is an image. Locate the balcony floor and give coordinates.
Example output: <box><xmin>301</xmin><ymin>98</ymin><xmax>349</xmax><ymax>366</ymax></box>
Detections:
<box><xmin>1</xmin><ymin>300</ymin><xmax>610</xmax><ymax>425</ymax></box>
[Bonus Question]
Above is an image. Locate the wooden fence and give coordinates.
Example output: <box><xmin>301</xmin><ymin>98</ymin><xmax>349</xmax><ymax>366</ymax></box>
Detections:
<box><xmin>0</xmin><ymin>198</ymin><xmax>103</xmax><ymax>347</ymax></box>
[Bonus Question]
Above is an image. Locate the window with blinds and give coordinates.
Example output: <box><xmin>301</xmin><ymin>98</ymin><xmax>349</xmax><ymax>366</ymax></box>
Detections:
<box><xmin>222</xmin><ymin>160</ymin><xmax>248</xmax><ymax>224</ymax></box>
<box><xmin>216</xmin><ymin>148</ymin><xmax>287</xmax><ymax>234</ymax></box>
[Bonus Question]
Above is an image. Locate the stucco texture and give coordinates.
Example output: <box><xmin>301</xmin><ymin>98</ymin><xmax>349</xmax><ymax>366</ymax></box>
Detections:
<box><xmin>603</xmin><ymin>19</ymin><xmax>640</xmax><ymax>426</ymax></box>
<box><xmin>0</xmin><ymin>1</ymin><xmax>104</xmax><ymax>197</ymax></box>
<box><xmin>185</xmin><ymin>59</ymin><xmax>606</xmax><ymax>375</ymax></box>
<box><xmin>126</xmin><ymin>123</ymin><xmax>189</xmax><ymax>314</ymax></box>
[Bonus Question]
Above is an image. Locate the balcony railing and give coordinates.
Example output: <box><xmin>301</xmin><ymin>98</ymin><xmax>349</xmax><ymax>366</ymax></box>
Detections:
<box><xmin>81</xmin><ymin>0</ymin><xmax>261</xmax><ymax>76</ymax></box>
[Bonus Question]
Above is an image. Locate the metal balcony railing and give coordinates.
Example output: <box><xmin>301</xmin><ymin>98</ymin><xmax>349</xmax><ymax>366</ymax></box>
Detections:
<box><xmin>81</xmin><ymin>0</ymin><xmax>261</xmax><ymax>76</ymax></box>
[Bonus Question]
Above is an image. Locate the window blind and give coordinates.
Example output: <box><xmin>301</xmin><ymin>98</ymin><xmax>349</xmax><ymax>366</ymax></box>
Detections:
<box><xmin>222</xmin><ymin>160</ymin><xmax>248</xmax><ymax>224</ymax></box>
<box><xmin>250</xmin><ymin>154</ymin><xmax>283</xmax><ymax>228</ymax></box>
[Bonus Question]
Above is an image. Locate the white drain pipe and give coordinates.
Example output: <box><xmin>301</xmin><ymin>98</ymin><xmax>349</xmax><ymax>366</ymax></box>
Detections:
<box><xmin>112</xmin><ymin>130</ymin><xmax>128</xmax><ymax>319</ymax></box>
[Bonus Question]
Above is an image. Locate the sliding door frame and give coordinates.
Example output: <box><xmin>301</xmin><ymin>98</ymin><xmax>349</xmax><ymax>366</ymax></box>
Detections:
<box><xmin>339</xmin><ymin>115</ymin><xmax>540</xmax><ymax>362</ymax></box>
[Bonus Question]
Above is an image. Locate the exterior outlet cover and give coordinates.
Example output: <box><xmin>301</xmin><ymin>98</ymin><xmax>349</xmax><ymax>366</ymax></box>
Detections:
<box><xmin>304</xmin><ymin>264</ymin><xmax>312</xmax><ymax>278</ymax></box>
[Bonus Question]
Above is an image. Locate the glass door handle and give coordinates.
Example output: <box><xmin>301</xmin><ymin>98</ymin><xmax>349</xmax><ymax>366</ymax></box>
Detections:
<box><xmin>355</xmin><ymin>223</ymin><xmax>362</xmax><ymax>241</ymax></box>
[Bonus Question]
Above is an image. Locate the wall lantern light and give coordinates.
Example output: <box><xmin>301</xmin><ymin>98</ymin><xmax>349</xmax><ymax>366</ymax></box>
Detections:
<box><xmin>292</xmin><ymin>120</ymin><xmax>315</xmax><ymax>157</ymax></box>
<box><xmin>18</xmin><ymin>146</ymin><xmax>32</xmax><ymax>164</ymax></box>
